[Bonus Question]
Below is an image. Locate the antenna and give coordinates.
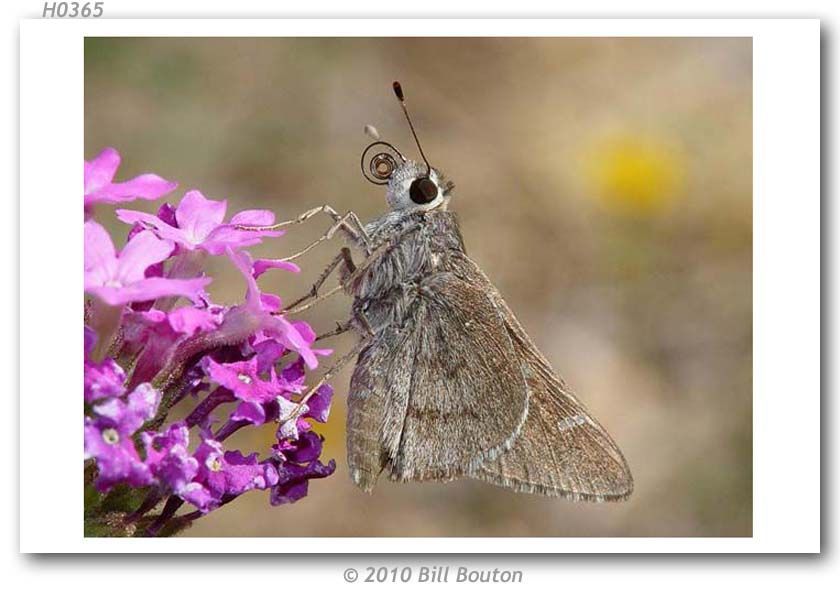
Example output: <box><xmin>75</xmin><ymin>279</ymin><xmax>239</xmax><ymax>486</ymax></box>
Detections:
<box><xmin>392</xmin><ymin>81</ymin><xmax>431</xmax><ymax>176</ymax></box>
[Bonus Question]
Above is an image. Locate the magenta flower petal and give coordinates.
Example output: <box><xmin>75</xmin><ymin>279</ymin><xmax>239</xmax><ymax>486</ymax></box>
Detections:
<box><xmin>84</xmin><ymin>147</ymin><xmax>121</xmax><ymax>195</ymax></box>
<box><xmin>279</xmin><ymin>358</ymin><xmax>306</xmax><ymax>393</ymax></box>
<box><xmin>116</xmin><ymin>208</ymin><xmax>189</xmax><ymax>246</ymax></box>
<box><xmin>227</xmin><ymin>248</ymin><xmax>262</xmax><ymax>304</ymax></box>
<box><xmin>260</xmin><ymin>293</ymin><xmax>282</xmax><ymax>313</ymax></box>
<box><xmin>84</xmin><ymin>383</ymin><xmax>161</xmax><ymax>492</ymax></box>
<box><xmin>204</xmin><ymin>356</ymin><xmax>284</xmax><ymax>402</ymax></box>
<box><xmin>85</xmin><ymin>222</ymin><xmax>209</xmax><ymax>305</ymax></box>
<box><xmin>87</xmin><ymin>276</ymin><xmax>211</xmax><ymax>306</ymax></box>
<box><xmin>291</xmin><ymin>321</ymin><xmax>334</xmax><ymax>358</ymax></box>
<box><xmin>175</xmin><ymin>190</ymin><xmax>227</xmax><ymax>243</ymax></box>
<box><xmin>230</xmin><ymin>210</ymin><xmax>277</xmax><ymax>227</ymax></box>
<box><xmin>306</xmin><ymin>384</ymin><xmax>333</xmax><ymax>423</ymax></box>
<box><xmin>253</xmin><ymin>258</ymin><xmax>301</xmax><ymax>277</ymax></box>
<box><xmin>85</xmin><ymin>222</ymin><xmax>206</xmax><ymax>306</ymax></box>
<box><xmin>117</xmin><ymin>191</ymin><xmax>280</xmax><ymax>254</ymax></box>
<box><xmin>261</xmin><ymin>318</ymin><xmax>319</xmax><ymax>369</ymax></box>
<box><xmin>142</xmin><ymin>423</ymin><xmax>198</xmax><ymax>494</ymax></box>
<box><xmin>191</xmin><ymin>439</ymin><xmax>278</xmax><ymax>507</ymax></box>
<box><xmin>179</xmin><ymin>482</ymin><xmax>217</xmax><ymax>512</ymax></box>
<box><xmin>84</xmin><ymin>147</ymin><xmax>176</xmax><ymax>207</ymax></box>
<box><xmin>84</xmin><ymin>419</ymin><xmax>152</xmax><ymax>492</ymax></box>
<box><xmin>114</xmin><ymin>230</ymin><xmax>175</xmax><ymax>284</ymax></box>
<box><xmin>281</xmin><ymin>431</ymin><xmax>324</xmax><ymax>463</ymax></box>
<box><xmin>167</xmin><ymin>306</ymin><xmax>221</xmax><ymax>336</ymax></box>
<box><xmin>269</xmin><ymin>457</ymin><xmax>335</xmax><ymax>506</ymax></box>
<box><xmin>231</xmin><ymin>400</ymin><xmax>267</xmax><ymax>425</ymax></box>
<box><xmin>202</xmin><ymin>226</ymin><xmax>284</xmax><ymax>256</ymax></box>
<box><xmin>84</xmin><ymin>220</ymin><xmax>118</xmax><ymax>285</ymax></box>
<box><xmin>85</xmin><ymin>356</ymin><xmax>127</xmax><ymax>403</ymax></box>
<box><xmin>93</xmin><ymin>383</ymin><xmax>160</xmax><ymax>434</ymax></box>
<box><xmin>221</xmin><ymin>450</ymin><xmax>278</xmax><ymax>493</ymax></box>
<box><xmin>100</xmin><ymin>174</ymin><xmax>178</xmax><ymax>203</ymax></box>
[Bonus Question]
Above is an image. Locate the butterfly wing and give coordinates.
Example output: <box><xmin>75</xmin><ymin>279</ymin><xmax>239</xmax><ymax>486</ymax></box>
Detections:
<box><xmin>466</xmin><ymin>258</ymin><xmax>634</xmax><ymax>501</ymax></box>
<box><xmin>346</xmin><ymin>269</ymin><xmax>529</xmax><ymax>491</ymax></box>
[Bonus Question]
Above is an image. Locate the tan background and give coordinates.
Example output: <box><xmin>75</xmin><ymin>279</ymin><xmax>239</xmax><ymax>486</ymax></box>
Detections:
<box><xmin>85</xmin><ymin>37</ymin><xmax>752</xmax><ymax>536</ymax></box>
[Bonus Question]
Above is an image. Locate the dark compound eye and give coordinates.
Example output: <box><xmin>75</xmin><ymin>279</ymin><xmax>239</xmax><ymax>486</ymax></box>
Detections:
<box><xmin>409</xmin><ymin>177</ymin><xmax>439</xmax><ymax>204</ymax></box>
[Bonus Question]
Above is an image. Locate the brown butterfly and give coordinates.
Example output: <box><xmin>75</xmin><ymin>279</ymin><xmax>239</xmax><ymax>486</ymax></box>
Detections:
<box><xmin>247</xmin><ymin>82</ymin><xmax>633</xmax><ymax>502</ymax></box>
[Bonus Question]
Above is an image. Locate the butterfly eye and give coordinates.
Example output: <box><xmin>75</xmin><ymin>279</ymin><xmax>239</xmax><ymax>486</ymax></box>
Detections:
<box><xmin>409</xmin><ymin>177</ymin><xmax>439</xmax><ymax>204</ymax></box>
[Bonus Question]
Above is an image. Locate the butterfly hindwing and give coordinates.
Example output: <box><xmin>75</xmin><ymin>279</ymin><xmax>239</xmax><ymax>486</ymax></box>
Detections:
<box><xmin>346</xmin><ymin>269</ymin><xmax>529</xmax><ymax>490</ymax></box>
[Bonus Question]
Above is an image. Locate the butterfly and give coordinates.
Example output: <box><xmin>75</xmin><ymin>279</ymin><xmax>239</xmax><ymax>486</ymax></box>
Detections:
<box><xmin>246</xmin><ymin>82</ymin><xmax>633</xmax><ymax>502</ymax></box>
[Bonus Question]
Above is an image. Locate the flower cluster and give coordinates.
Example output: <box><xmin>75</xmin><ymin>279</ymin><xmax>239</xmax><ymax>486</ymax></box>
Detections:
<box><xmin>83</xmin><ymin>148</ymin><xmax>335</xmax><ymax>535</ymax></box>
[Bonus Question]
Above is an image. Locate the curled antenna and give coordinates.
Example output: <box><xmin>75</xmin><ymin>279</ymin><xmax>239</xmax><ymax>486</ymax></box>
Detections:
<box><xmin>393</xmin><ymin>81</ymin><xmax>431</xmax><ymax>176</ymax></box>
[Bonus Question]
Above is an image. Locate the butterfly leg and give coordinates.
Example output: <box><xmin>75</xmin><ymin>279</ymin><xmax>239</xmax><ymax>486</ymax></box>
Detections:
<box><xmin>284</xmin><ymin>336</ymin><xmax>372</xmax><ymax>425</ymax></box>
<box><xmin>315</xmin><ymin>319</ymin><xmax>355</xmax><ymax>342</ymax></box>
<box><xmin>341</xmin><ymin>222</ymin><xmax>423</xmax><ymax>290</ymax></box>
<box><xmin>275</xmin><ymin>213</ymin><xmax>367</xmax><ymax>265</ymax></box>
<box><xmin>236</xmin><ymin>205</ymin><xmax>372</xmax><ymax>252</ymax></box>
<box><xmin>280</xmin><ymin>247</ymin><xmax>357</xmax><ymax>315</ymax></box>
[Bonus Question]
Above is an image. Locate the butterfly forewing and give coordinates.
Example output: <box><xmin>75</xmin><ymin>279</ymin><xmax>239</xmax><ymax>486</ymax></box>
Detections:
<box><xmin>466</xmin><ymin>259</ymin><xmax>634</xmax><ymax>501</ymax></box>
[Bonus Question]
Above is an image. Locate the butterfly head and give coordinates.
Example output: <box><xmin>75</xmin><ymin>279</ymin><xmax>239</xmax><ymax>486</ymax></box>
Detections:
<box><xmin>360</xmin><ymin>81</ymin><xmax>455</xmax><ymax>212</ymax></box>
<box><xmin>387</xmin><ymin>160</ymin><xmax>454</xmax><ymax>211</ymax></box>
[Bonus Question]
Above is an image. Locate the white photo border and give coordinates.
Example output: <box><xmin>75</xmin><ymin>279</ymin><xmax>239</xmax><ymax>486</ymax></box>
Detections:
<box><xmin>19</xmin><ymin>18</ymin><xmax>820</xmax><ymax>553</ymax></box>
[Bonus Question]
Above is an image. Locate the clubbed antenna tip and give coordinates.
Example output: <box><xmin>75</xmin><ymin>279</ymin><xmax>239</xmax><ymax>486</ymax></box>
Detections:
<box><xmin>390</xmin><ymin>80</ymin><xmax>431</xmax><ymax>176</ymax></box>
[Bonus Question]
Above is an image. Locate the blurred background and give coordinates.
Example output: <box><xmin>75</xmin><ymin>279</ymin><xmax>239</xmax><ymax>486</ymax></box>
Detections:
<box><xmin>85</xmin><ymin>37</ymin><xmax>752</xmax><ymax>537</ymax></box>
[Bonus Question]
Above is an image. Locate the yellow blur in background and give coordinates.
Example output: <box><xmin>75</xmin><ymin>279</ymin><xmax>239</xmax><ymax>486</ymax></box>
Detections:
<box><xmin>85</xmin><ymin>37</ymin><xmax>752</xmax><ymax>537</ymax></box>
<box><xmin>585</xmin><ymin>132</ymin><xmax>685</xmax><ymax>214</ymax></box>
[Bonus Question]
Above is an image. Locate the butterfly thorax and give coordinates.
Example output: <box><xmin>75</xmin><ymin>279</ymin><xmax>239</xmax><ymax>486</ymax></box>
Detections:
<box><xmin>343</xmin><ymin>209</ymin><xmax>466</xmax><ymax>333</ymax></box>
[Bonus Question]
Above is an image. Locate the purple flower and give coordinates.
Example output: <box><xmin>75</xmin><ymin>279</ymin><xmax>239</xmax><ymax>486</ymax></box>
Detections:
<box><xmin>141</xmin><ymin>423</ymin><xmax>198</xmax><ymax>493</ymax></box>
<box><xmin>191</xmin><ymin>440</ymin><xmax>279</xmax><ymax>511</ymax></box>
<box><xmin>84</xmin><ymin>383</ymin><xmax>161</xmax><ymax>492</ymax></box>
<box><xmin>278</xmin><ymin>357</ymin><xmax>306</xmax><ymax>391</ymax></box>
<box><xmin>120</xmin><ymin>304</ymin><xmax>224</xmax><ymax>384</ymax></box>
<box><xmin>214</xmin><ymin>249</ymin><xmax>322</xmax><ymax>369</ymax></box>
<box><xmin>252</xmin><ymin>337</ymin><xmax>288</xmax><ymax>375</ymax></box>
<box><xmin>253</xmin><ymin>258</ymin><xmax>301</xmax><ymax>277</ymax></box>
<box><xmin>204</xmin><ymin>356</ymin><xmax>283</xmax><ymax>401</ymax></box>
<box><xmin>141</xmin><ymin>424</ymin><xmax>227</xmax><ymax>513</ymax></box>
<box><xmin>141</xmin><ymin>305</ymin><xmax>222</xmax><ymax>337</ymax></box>
<box><xmin>116</xmin><ymin>190</ymin><xmax>284</xmax><ymax>255</ymax></box>
<box><xmin>84</xmin><ymin>327</ymin><xmax>127</xmax><ymax>402</ymax></box>
<box><xmin>84</xmin><ymin>420</ymin><xmax>151</xmax><ymax>492</ymax></box>
<box><xmin>82</xmin><ymin>149</ymin><xmax>339</xmax><ymax>534</ymax></box>
<box><xmin>205</xmin><ymin>356</ymin><xmax>286</xmax><ymax>426</ymax></box>
<box><xmin>270</xmin><ymin>432</ymin><xmax>335</xmax><ymax>505</ymax></box>
<box><xmin>85</xmin><ymin>147</ymin><xmax>177</xmax><ymax>212</ymax></box>
<box><xmin>84</xmin><ymin>220</ymin><xmax>211</xmax><ymax>306</ymax></box>
<box><xmin>84</xmin><ymin>357</ymin><xmax>127</xmax><ymax>403</ymax></box>
<box><xmin>268</xmin><ymin>367</ymin><xmax>331</xmax><ymax>442</ymax></box>
<box><xmin>276</xmin><ymin>430</ymin><xmax>324</xmax><ymax>463</ymax></box>
<box><xmin>306</xmin><ymin>384</ymin><xmax>333</xmax><ymax>423</ymax></box>
<box><xmin>270</xmin><ymin>460</ymin><xmax>335</xmax><ymax>505</ymax></box>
